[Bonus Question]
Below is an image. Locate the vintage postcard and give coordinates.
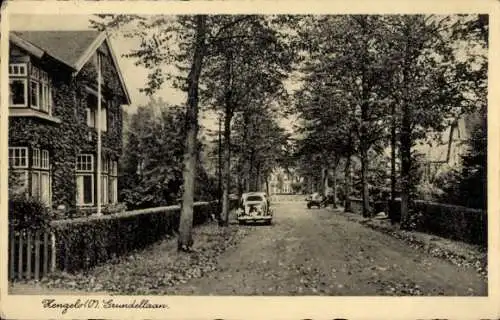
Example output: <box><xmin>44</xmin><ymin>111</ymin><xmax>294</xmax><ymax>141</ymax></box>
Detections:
<box><xmin>0</xmin><ymin>0</ymin><xmax>499</xmax><ymax>319</ymax></box>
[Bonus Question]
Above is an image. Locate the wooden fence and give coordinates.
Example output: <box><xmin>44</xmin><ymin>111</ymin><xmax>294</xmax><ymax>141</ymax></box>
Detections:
<box><xmin>8</xmin><ymin>229</ymin><xmax>56</xmax><ymax>281</ymax></box>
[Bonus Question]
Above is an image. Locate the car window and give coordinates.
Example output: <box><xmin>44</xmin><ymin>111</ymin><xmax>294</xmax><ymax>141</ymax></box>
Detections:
<box><xmin>246</xmin><ymin>195</ymin><xmax>263</xmax><ymax>202</ymax></box>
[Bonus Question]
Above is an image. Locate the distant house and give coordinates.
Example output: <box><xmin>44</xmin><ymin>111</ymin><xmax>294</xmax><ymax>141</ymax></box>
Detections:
<box><xmin>376</xmin><ymin>113</ymin><xmax>479</xmax><ymax>185</ymax></box>
<box><xmin>268</xmin><ymin>167</ymin><xmax>302</xmax><ymax>194</ymax></box>
<box><xmin>415</xmin><ymin>114</ymin><xmax>478</xmax><ymax>181</ymax></box>
<box><xmin>7</xmin><ymin>30</ymin><xmax>131</xmax><ymax>212</ymax></box>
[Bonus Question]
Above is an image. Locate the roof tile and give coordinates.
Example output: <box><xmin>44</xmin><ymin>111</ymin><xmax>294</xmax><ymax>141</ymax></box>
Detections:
<box><xmin>13</xmin><ymin>30</ymin><xmax>101</xmax><ymax>68</ymax></box>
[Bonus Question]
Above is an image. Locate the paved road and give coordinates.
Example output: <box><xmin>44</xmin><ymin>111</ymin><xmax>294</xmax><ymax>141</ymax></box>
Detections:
<box><xmin>172</xmin><ymin>202</ymin><xmax>486</xmax><ymax>296</ymax></box>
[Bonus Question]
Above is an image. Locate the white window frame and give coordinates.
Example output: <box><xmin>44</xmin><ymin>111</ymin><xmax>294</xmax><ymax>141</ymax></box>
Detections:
<box><xmin>101</xmin><ymin>155</ymin><xmax>109</xmax><ymax>173</ymax></box>
<box><xmin>101</xmin><ymin>107</ymin><xmax>107</xmax><ymax>132</ymax></box>
<box><xmin>109</xmin><ymin>160</ymin><xmax>118</xmax><ymax>203</ymax></box>
<box><xmin>9</xmin><ymin>63</ymin><xmax>27</xmax><ymax>76</ymax></box>
<box><xmin>9</xmin><ymin>147</ymin><xmax>28</xmax><ymax>168</ymax></box>
<box><xmin>28</xmin><ymin>65</ymin><xmax>52</xmax><ymax>113</ymax></box>
<box><xmin>76</xmin><ymin>154</ymin><xmax>95</xmax><ymax>206</ymax></box>
<box><xmin>31</xmin><ymin>171</ymin><xmax>40</xmax><ymax>199</ymax></box>
<box><xmin>40</xmin><ymin>171</ymin><xmax>51</xmax><ymax>205</ymax></box>
<box><xmin>41</xmin><ymin>150</ymin><xmax>50</xmax><ymax>169</ymax></box>
<box><xmin>32</xmin><ymin>148</ymin><xmax>40</xmax><ymax>168</ymax></box>
<box><xmin>9</xmin><ymin>63</ymin><xmax>28</xmax><ymax>108</ymax></box>
<box><xmin>41</xmin><ymin>83</ymin><xmax>49</xmax><ymax>112</ymax></box>
<box><xmin>76</xmin><ymin>154</ymin><xmax>94</xmax><ymax>172</ymax></box>
<box><xmin>30</xmin><ymin>79</ymin><xmax>40</xmax><ymax>110</ymax></box>
<box><xmin>101</xmin><ymin>175</ymin><xmax>109</xmax><ymax>204</ymax></box>
<box><xmin>9</xmin><ymin>78</ymin><xmax>28</xmax><ymax>107</ymax></box>
<box><xmin>76</xmin><ymin>174</ymin><xmax>94</xmax><ymax>206</ymax></box>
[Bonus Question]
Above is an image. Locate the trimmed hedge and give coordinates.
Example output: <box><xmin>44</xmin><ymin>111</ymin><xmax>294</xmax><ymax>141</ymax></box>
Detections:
<box><xmin>51</xmin><ymin>202</ymin><xmax>216</xmax><ymax>272</ymax></box>
<box><xmin>408</xmin><ymin>199</ymin><xmax>486</xmax><ymax>247</ymax></box>
<box><xmin>349</xmin><ymin>197</ymin><xmax>486</xmax><ymax>247</ymax></box>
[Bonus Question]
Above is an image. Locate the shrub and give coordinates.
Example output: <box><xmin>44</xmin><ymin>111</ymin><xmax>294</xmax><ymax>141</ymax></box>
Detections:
<box><xmin>52</xmin><ymin>202</ymin><xmax>217</xmax><ymax>272</ymax></box>
<box><xmin>9</xmin><ymin>195</ymin><xmax>54</xmax><ymax>232</ymax></box>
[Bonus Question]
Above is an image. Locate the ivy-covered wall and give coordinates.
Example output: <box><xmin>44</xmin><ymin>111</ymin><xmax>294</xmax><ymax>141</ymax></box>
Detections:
<box><xmin>8</xmin><ymin>43</ymin><xmax>126</xmax><ymax>213</ymax></box>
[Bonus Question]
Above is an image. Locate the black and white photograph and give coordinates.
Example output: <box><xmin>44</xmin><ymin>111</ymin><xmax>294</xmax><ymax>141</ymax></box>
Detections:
<box><xmin>0</xmin><ymin>1</ymin><xmax>498</xmax><ymax>319</ymax></box>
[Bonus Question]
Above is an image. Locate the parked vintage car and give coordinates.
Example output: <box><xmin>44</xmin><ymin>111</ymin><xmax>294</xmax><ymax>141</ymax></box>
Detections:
<box><xmin>237</xmin><ymin>192</ymin><xmax>273</xmax><ymax>225</ymax></box>
<box><xmin>306</xmin><ymin>192</ymin><xmax>327</xmax><ymax>209</ymax></box>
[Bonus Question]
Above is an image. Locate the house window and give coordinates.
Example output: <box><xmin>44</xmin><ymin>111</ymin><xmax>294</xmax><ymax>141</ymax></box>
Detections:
<box><xmin>31</xmin><ymin>149</ymin><xmax>51</xmax><ymax>205</ymax></box>
<box><xmin>9</xmin><ymin>147</ymin><xmax>51</xmax><ymax>204</ymax></box>
<box><xmin>9</xmin><ymin>63</ymin><xmax>53</xmax><ymax>112</ymax></box>
<box><xmin>76</xmin><ymin>154</ymin><xmax>94</xmax><ymax>206</ymax></box>
<box><xmin>101</xmin><ymin>155</ymin><xmax>109</xmax><ymax>204</ymax></box>
<box><xmin>41</xmin><ymin>150</ymin><xmax>50</xmax><ymax>169</ymax></box>
<box><xmin>30</xmin><ymin>80</ymin><xmax>40</xmax><ymax>109</ymax></box>
<box><xmin>32</xmin><ymin>148</ymin><xmax>40</xmax><ymax>168</ymax></box>
<box><xmin>86</xmin><ymin>94</ymin><xmax>107</xmax><ymax>132</ymax></box>
<box><xmin>102</xmin><ymin>175</ymin><xmax>109</xmax><ymax>204</ymax></box>
<box><xmin>101</xmin><ymin>107</ymin><xmax>107</xmax><ymax>132</ymax></box>
<box><xmin>30</xmin><ymin>65</ymin><xmax>53</xmax><ymax>113</ymax></box>
<box><xmin>9</xmin><ymin>147</ymin><xmax>28</xmax><ymax>168</ymax></box>
<box><xmin>76</xmin><ymin>154</ymin><xmax>94</xmax><ymax>172</ymax></box>
<box><xmin>86</xmin><ymin>107</ymin><xmax>95</xmax><ymax>128</ymax></box>
<box><xmin>9</xmin><ymin>79</ymin><xmax>28</xmax><ymax>107</ymax></box>
<box><xmin>109</xmin><ymin>160</ymin><xmax>118</xmax><ymax>203</ymax></box>
<box><xmin>9</xmin><ymin>63</ymin><xmax>27</xmax><ymax>76</ymax></box>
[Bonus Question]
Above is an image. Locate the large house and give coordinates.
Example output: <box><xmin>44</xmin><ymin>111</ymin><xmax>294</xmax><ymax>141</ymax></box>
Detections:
<box><xmin>415</xmin><ymin>114</ymin><xmax>479</xmax><ymax>182</ymax></box>
<box><xmin>268</xmin><ymin>167</ymin><xmax>303</xmax><ymax>194</ymax></box>
<box><xmin>7</xmin><ymin>30</ymin><xmax>131</xmax><ymax>213</ymax></box>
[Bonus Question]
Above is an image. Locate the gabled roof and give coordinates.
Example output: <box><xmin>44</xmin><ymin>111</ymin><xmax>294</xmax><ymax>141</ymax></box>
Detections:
<box><xmin>11</xmin><ymin>30</ymin><xmax>131</xmax><ymax>105</ymax></box>
<box><xmin>13</xmin><ymin>31</ymin><xmax>100</xmax><ymax>69</ymax></box>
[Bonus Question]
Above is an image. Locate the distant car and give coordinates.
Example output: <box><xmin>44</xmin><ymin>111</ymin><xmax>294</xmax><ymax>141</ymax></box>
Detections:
<box><xmin>237</xmin><ymin>192</ymin><xmax>273</xmax><ymax>225</ymax></box>
<box><xmin>306</xmin><ymin>192</ymin><xmax>327</xmax><ymax>209</ymax></box>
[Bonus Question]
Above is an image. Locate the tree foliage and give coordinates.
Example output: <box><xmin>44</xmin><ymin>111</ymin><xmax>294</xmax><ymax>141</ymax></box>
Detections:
<box><xmin>120</xmin><ymin>98</ymin><xmax>216</xmax><ymax>210</ymax></box>
<box><xmin>293</xmin><ymin>14</ymin><xmax>487</xmax><ymax>225</ymax></box>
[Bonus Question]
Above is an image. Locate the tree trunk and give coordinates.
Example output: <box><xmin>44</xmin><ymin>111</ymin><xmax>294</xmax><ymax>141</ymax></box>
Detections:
<box><xmin>360</xmin><ymin>144</ymin><xmax>371</xmax><ymax>217</ymax></box>
<box><xmin>220</xmin><ymin>46</ymin><xmax>235</xmax><ymax>227</ymax></box>
<box><xmin>178</xmin><ymin>15</ymin><xmax>207</xmax><ymax>252</ymax></box>
<box><xmin>331</xmin><ymin>161</ymin><xmax>338</xmax><ymax>209</ymax></box>
<box><xmin>400</xmin><ymin>104</ymin><xmax>412</xmax><ymax>229</ymax></box>
<box><xmin>321</xmin><ymin>165</ymin><xmax>327</xmax><ymax>196</ymax></box>
<box><xmin>265</xmin><ymin>176</ymin><xmax>269</xmax><ymax>195</ymax></box>
<box><xmin>256</xmin><ymin>162</ymin><xmax>261</xmax><ymax>191</ymax></box>
<box><xmin>358</xmin><ymin>19</ymin><xmax>372</xmax><ymax>218</ymax></box>
<box><xmin>221</xmin><ymin>111</ymin><xmax>232</xmax><ymax>226</ymax></box>
<box><xmin>249</xmin><ymin>149</ymin><xmax>255</xmax><ymax>191</ymax></box>
<box><xmin>390</xmin><ymin>102</ymin><xmax>397</xmax><ymax>224</ymax></box>
<box><xmin>217</xmin><ymin>115</ymin><xmax>223</xmax><ymax>221</ymax></box>
<box><xmin>400</xmin><ymin>28</ymin><xmax>412</xmax><ymax>230</ymax></box>
<box><xmin>344</xmin><ymin>155</ymin><xmax>352</xmax><ymax>212</ymax></box>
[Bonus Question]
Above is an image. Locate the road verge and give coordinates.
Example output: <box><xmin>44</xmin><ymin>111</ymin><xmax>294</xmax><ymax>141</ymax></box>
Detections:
<box><xmin>331</xmin><ymin>207</ymin><xmax>487</xmax><ymax>279</ymax></box>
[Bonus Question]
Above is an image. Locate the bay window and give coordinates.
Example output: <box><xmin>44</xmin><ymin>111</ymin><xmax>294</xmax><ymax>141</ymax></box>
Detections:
<box><xmin>9</xmin><ymin>63</ymin><xmax>53</xmax><ymax>114</ymax></box>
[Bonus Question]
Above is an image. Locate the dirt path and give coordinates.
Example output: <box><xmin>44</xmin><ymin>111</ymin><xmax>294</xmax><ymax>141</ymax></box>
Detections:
<box><xmin>171</xmin><ymin>203</ymin><xmax>486</xmax><ymax>296</ymax></box>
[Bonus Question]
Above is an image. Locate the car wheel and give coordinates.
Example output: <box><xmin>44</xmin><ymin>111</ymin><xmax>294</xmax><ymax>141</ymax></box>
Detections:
<box><xmin>238</xmin><ymin>221</ymin><xmax>245</xmax><ymax>225</ymax></box>
<box><xmin>265</xmin><ymin>220</ymin><xmax>272</xmax><ymax>225</ymax></box>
